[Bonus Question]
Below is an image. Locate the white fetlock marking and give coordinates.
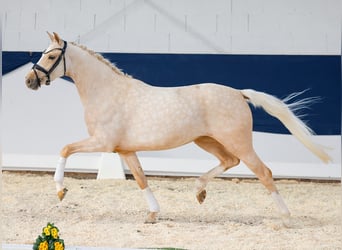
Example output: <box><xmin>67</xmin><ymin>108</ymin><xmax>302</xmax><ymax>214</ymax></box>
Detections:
<box><xmin>271</xmin><ymin>191</ymin><xmax>290</xmax><ymax>216</ymax></box>
<box><xmin>54</xmin><ymin>157</ymin><xmax>66</xmax><ymax>189</ymax></box>
<box><xmin>142</xmin><ymin>187</ymin><xmax>160</xmax><ymax>212</ymax></box>
<box><xmin>196</xmin><ymin>178</ymin><xmax>206</xmax><ymax>192</ymax></box>
<box><xmin>56</xmin><ymin>182</ymin><xmax>63</xmax><ymax>192</ymax></box>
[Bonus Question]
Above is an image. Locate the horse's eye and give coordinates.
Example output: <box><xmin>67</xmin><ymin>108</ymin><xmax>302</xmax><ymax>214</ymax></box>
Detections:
<box><xmin>48</xmin><ymin>55</ymin><xmax>56</xmax><ymax>60</ymax></box>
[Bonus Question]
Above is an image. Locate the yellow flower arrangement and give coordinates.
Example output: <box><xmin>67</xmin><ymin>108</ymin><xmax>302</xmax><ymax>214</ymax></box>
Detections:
<box><xmin>51</xmin><ymin>228</ymin><xmax>59</xmax><ymax>239</ymax></box>
<box><xmin>33</xmin><ymin>223</ymin><xmax>65</xmax><ymax>250</ymax></box>
<box><xmin>38</xmin><ymin>241</ymin><xmax>48</xmax><ymax>250</ymax></box>
<box><xmin>43</xmin><ymin>227</ymin><xmax>50</xmax><ymax>236</ymax></box>
<box><xmin>54</xmin><ymin>242</ymin><xmax>64</xmax><ymax>250</ymax></box>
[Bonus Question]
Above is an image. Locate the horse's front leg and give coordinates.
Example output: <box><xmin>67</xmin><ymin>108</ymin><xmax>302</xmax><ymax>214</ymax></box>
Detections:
<box><xmin>54</xmin><ymin>156</ymin><xmax>68</xmax><ymax>200</ymax></box>
<box><xmin>55</xmin><ymin>137</ymin><xmax>107</xmax><ymax>201</ymax></box>
<box><xmin>119</xmin><ymin>152</ymin><xmax>160</xmax><ymax>224</ymax></box>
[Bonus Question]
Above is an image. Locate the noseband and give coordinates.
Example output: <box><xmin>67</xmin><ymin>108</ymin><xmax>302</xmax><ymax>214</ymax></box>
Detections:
<box><xmin>32</xmin><ymin>41</ymin><xmax>67</xmax><ymax>86</ymax></box>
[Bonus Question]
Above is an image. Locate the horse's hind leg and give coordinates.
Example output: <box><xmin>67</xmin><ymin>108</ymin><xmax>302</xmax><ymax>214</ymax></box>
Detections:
<box><xmin>239</xmin><ymin>150</ymin><xmax>290</xmax><ymax>218</ymax></box>
<box><xmin>194</xmin><ymin>136</ymin><xmax>240</xmax><ymax>204</ymax></box>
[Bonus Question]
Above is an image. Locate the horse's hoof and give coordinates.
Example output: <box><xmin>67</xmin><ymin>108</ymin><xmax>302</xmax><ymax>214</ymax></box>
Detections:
<box><xmin>281</xmin><ymin>213</ymin><xmax>291</xmax><ymax>228</ymax></box>
<box><xmin>144</xmin><ymin>212</ymin><xmax>158</xmax><ymax>224</ymax></box>
<box><xmin>57</xmin><ymin>188</ymin><xmax>68</xmax><ymax>201</ymax></box>
<box><xmin>196</xmin><ymin>189</ymin><xmax>206</xmax><ymax>204</ymax></box>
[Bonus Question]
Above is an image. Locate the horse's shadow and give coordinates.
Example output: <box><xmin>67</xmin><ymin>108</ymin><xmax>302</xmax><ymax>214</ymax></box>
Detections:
<box><xmin>158</xmin><ymin>214</ymin><xmax>323</xmax><ymax>229</ymax></box>
<box><xmin>55</xmin><ymin>197</ymin><xmax>324</xmax><ymax>229</ymax></box>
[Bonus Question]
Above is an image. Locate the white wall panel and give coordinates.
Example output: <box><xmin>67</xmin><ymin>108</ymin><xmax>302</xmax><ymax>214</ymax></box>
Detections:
<box><xmin>152</xmin><ymin>11</ymin><xmax>185</xmax><ymax>34</ymax></box>
<box><xmin>18</xmin><ymin>30</ymin><xmax>49</xmax><ymax>51</ymax></box>
<box><xmin>20</xmin><ymin>0</ymin><xmax>50</xmax><ymax>12</ymax></box>
<box><xmin>125</xmin><ymin>4</ymin><xmax>155</xmax><ymax>33</ymax></box>
<box><xmin>3</xmin><ymin>10</ymin><xmax>21</xmax><ymax>31</ymax></box>
<box><xmin>35</xmin><ymin>12</ymin><xmax>51</xmax><ymax>31</ymax></box>
<box><xmin>2</xmin><ymin>0</ymin><xmax>340</xmax><ymax>54</ymax></box>
<box><xmin>19</xmin><ymin>11</ymin><xmax>36</xmax><ymax>31</ymax></box>
<box><xmin>2</xmin><ymin>31</ymin><xmax>20</xmax><ymax>51</ymax></box>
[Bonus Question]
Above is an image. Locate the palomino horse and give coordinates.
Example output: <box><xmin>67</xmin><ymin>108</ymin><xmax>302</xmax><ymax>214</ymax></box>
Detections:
<box><xmin>25</xmin><ymin>32</ymin><xmax>330</xmax><ymax>223</ymax></box>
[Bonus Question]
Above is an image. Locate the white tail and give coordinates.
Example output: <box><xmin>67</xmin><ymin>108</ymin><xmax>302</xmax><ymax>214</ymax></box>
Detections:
<box><xmin>241</xmin><ymin>89</ymin><xmax>331</xmax><ymax>163</ymax></box>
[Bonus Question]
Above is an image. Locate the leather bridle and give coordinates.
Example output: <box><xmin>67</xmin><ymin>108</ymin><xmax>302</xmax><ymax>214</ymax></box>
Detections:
<box><xmin>32</xmin><ymin>40</ymin><xmax>67</xmax><ymax>86</ymax></box>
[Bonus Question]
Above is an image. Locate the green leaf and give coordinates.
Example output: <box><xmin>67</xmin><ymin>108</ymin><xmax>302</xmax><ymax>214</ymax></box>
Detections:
<box><xmin>32</xmin><ymin>243</ymin><xmax>38</xmax><ymax>250</ymax></box>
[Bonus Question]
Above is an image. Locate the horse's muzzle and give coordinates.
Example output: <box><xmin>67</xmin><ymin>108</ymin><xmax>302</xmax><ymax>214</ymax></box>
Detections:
<box><xmin>25</xmin><ymin>70</ymin><xmax>43</xmax><ymax>90</ymax></box>
<box><xmin>25</xmin><ymin>77</ymin><xmax>40</xmax><ymax>90</ymax></box>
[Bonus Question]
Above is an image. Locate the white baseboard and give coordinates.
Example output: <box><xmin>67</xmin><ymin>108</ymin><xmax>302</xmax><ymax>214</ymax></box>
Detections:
<box><xmin>2</xmin><ymin>153</ymin><xmax>340</xmax><ymax>180</ymax></box>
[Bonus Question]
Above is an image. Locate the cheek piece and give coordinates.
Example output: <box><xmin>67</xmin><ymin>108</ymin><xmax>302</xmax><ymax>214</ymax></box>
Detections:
<box><xmin>32</xmin><ymin>40</ymin><xmax>67</xmax><ymax>87</ymax></box>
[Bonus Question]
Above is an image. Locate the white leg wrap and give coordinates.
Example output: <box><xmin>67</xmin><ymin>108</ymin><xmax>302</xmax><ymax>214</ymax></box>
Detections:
<box><xmin>54</xmin><ymin>157</ymin><xmax>66</xmax><ymax>190</ymax></box>
<box><xmin>142</xmin><ymin>187</ymin><xmax>160</xmax><ymax>212</ymax></box>
<box><xmin>56</xmin><ymin>182</ymin><xmax>64</xmax><ymax>192</ymax></box>
<box><xmin>271</xmin><ymin>191</ymin><xmax>290</xmax><ymax>216</ymax></box>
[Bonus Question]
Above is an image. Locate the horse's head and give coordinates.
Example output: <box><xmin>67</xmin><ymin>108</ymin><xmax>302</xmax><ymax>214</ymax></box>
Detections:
<box><xmin>25</xmin><ymin>32</ymin><xmax>67</xmax><ymax>90</ymax></box>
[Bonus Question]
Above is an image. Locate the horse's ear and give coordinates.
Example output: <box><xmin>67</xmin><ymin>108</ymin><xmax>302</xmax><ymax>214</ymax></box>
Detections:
<box><xmin>52</xmin><ymin>32</ymin><xmax>62</xmax><ymax>44</ymax></box>
<box><xmin>47</xmin><ymin>31</ymin><xmax>54</xmax><ymax>42</ymax></box>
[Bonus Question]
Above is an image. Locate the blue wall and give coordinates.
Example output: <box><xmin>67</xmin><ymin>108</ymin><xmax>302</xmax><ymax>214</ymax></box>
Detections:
<box><xmin>3</xmin><ymin>52</ymin><xmax>340</xmax><ymax>135</ymax></box>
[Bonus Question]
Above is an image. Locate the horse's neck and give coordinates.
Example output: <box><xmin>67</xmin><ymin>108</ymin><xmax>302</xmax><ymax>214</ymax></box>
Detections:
<box><xmin>66</xmin><ymin>44</ymin><xmax>127</xmax><ymax>106</ymax></box>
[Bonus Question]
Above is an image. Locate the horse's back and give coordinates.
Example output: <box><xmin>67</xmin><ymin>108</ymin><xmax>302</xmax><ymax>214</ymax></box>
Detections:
<box><xmin>143</xmin><ymin>82</ymin><xmax>252</xmax><ymax>132</ymax></box>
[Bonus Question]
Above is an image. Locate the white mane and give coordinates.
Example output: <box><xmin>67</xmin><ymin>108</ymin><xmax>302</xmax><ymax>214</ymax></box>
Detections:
<box><xmin>70</xmin><ymin>42</ymin><xmax>131</xmax><ymax>78</ymax></box>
